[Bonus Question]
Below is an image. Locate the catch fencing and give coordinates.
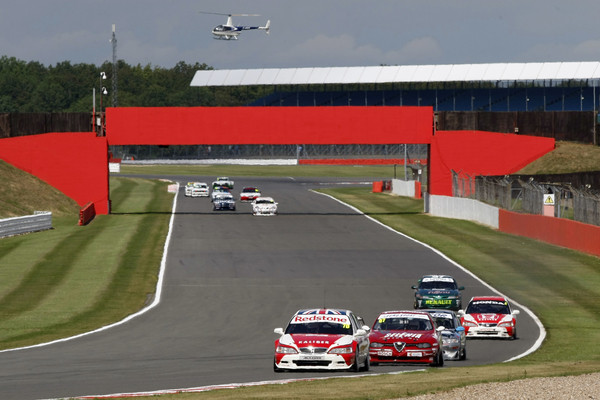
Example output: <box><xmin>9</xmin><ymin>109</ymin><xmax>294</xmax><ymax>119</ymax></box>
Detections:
<box><xmin>452</xmin><ymin>171</ymin><xmax>600</xmax><ymax>226</ymax></box>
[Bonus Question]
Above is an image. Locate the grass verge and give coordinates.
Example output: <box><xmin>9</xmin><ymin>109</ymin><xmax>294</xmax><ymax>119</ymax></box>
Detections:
<box><xmin>122</xmin><ymin>187</ymin><xmax>600</xmax><ymax>400</ymax></box>
<box><xmin>0</xmin><ymin>177</ymin><xmax>173</xmax><ymax>349</ymax></box>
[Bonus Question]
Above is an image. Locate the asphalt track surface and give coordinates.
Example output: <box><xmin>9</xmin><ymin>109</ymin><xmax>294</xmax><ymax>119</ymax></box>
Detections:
<box><xmin>0</xmin><ymin>176</ymin><xmax>541</xmax><ymax>400</ymax></box>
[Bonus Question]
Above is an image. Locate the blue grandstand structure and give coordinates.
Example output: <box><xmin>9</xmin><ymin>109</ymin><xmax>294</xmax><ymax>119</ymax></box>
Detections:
<box><xmin>248</xmin><ymin>85</ymin><xmax>596</xmax><ymax>111</ymax></box>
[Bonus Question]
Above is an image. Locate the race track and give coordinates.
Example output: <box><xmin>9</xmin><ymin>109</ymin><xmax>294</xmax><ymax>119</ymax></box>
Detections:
<box><xmin>0</xmin><ymin>176</ymin><xmax>542</xmax><ymax>400</ymax></box>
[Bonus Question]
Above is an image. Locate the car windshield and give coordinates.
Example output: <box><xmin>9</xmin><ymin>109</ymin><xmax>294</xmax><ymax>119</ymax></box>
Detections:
<box><xmin>373</xmin><ymin>317</ymin><xmax>433</xmax><ymax>331</ymax></box>
<box><xmin>419</xmin><ymin>280</ymin><xmax>457</xmax><ymax>290</ymax></box>
<box><xmin>430</xmin><ymin>315</ymin><xmax>456</xmax><ymax>329</ymax></box>
<box><xmin>285</xmin><ymin>322</ymin><xmax>352</xmax><ymax>335</ymax></box>
<box><xmin>256</xmin><ymin>199</ymin><xmax>273</xmax><ymax>204</ymax></box>
<box><xmin>466</xmin><ymin>301</ymin><xmax>510</xmax><ymax>314</ymax></box>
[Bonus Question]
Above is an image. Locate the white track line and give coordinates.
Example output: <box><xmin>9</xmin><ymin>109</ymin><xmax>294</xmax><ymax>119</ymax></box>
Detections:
<box><xmin>315</xmin><ymin>190</ymin><xmax>546</xmax><ymax>362</ymax></box>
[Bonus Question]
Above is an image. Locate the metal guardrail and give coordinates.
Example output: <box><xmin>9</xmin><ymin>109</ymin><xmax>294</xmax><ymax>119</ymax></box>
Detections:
<box><xmin>0</xmin><ymin>212</ymin><xmax>52</xmax><ymax>238</ymax></box>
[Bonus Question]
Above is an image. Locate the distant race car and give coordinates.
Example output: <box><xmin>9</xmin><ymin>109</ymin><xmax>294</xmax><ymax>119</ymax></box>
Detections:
<box><xmin>273</xmin><ymin>308</ymin><xmax>371</xmax><ymax>372</ymax></box>
<box><xmin>184</xmin><ymin>182</ymin><xmax>195</xmax><ymax>197</ymax></box>
<box><xmin>423</xmin><ymin>309</ymin><xmax>466</xmax><ymax>360</ymax></box>
<box><xmin>252</xmin><ymin>196</ymin><xmax>278</xmax><ymax>216</ymax></box>
<box><xmin>190</xmin><ymin>182</ymin><xmax>209</xmax><ymax>197</ymax></box>
<box><xmin>240</xmin><ymin>186</ymin><xmax>261</xmax><ymax>202</ymax></box>
<box><xmin>211</xmin><ymin>186</ymin><xmax>230</xmax><ymax>202</ymax></box>
<box><xmin>212</xmin><ymin>193</ymin><xmax>236</xmax><ymax>211</ymax></box>
<box><xmin>212</xmin><ymin>177</ymin><xmax>234</xmax><ymax>189</ymax></box>
<box><xmin>460</xmin><ymin>296</ymin><xmax>520</xmax><ymax>339</ymax></box>
<box><xmin>368</xmin><ymin>310</ymin><xmax>444</xmax><ymax>367</ymax></box>
<box><xmin>412</xmin><ymin>275</ymin><xmax>464</xmax><ymax>311</ymax></box>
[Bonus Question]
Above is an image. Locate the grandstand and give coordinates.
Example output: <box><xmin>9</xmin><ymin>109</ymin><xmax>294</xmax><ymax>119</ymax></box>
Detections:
<box><xmin>191</xmin><ymin>62</ymin><xmax>600</xmax><ymax>112</ymax></box>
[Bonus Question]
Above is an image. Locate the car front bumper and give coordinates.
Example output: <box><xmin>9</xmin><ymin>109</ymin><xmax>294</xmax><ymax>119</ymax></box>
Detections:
<box><xmin>275</xmin><ymin>353</ymin><xmax>353</xmax><ymax>370</ymax></box>
<box><xmin>465</xmin><ymin>326</ymin><xmax>512</xmax><ymax>339</ymax></box>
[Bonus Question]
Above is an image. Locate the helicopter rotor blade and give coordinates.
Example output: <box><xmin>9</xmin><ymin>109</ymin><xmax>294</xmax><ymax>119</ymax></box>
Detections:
<box><xmin>198</xmin><ymin>11</ymin><xmax>231</xmax><ymax>16</ymax></box>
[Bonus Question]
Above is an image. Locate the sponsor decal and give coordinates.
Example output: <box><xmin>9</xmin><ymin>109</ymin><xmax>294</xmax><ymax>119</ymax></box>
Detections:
<box><xmin>430</xmin><ymin>312</ymin><xmax>452</xmax><ymax>319</ymax></box>
<box><xmin>292</xmin><ymin>315</ymin><xmax>350</xmax><ymax>324</ymax></box>
<box><xmin>422</xmin><ymin>276</ymin><xmax>454</xmax><ymax>283</ymax></box>
<box><xmin>378</xmin><ymin>313</ymin><xmax>430</xmax><ymax>320</ymax></box>
<box><xmin>425</xmin><ymin>299</ymin><xmax>452</xmax><ymax>305</ymax></box>
<box><xmin>383</xmin><ymin>332</ymin><xmax>423</xmax><ymax>340</ymax></box>
<box><xmin>472</xmin><ymin>300</ymin><xmax>507</xmax><ymax>306</ymax></box>
<box><xmin>297</xmin><ymin>340</ymin><xmax>330</xmax><ymax>344</ymax></box>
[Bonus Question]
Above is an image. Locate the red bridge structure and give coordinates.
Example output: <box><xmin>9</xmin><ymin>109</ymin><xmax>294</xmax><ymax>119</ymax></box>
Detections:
<box><xmin>0</xmin><ymin>106</ymin><xmax>555</xmax><ymax>215</ymax></box>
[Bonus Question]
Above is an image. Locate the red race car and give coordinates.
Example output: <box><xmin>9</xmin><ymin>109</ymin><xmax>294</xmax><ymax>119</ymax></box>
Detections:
<box><xmin>239</xmin><ymin>186</ymin><xmax>261</xmax><ymax>202</ymax></box>
<box><xmin>369</xmin><ymin>310</ymin><xmax>444</xmax><ymax>367</ymax></box>
<box><xmin>460</xmin><ymin>296</ymin><xmax>520</xmax><ymax>339</ymax></box>
<box><xmin>273</xmin><ymin>309</ymin><xmax>371</xmax><ymax>372</ymax></box>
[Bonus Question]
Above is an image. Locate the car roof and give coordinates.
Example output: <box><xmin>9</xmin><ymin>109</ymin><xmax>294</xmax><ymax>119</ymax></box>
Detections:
<box><xmin>295</xmin><ymin>308</ymin><xmax>352</xmax><ymax>316</ymax></box>
<box><xmin>255</xmin><ymin>196</ymin><xmax>274</xmax><ymax>201</ymax></box>
<box><xmin>469</xmin><ymin>296</ymin><xmax>507</xmax><ymax>302</ymax></box>
<box><xmin>378</xmin><ymin>310</ymin><xmax>432</xmax><ymax>317</ymax></box>
<box><xmin>420</xmin><ymin>274</ymin><xmax>456</xmax><ymax>280</ymax></box>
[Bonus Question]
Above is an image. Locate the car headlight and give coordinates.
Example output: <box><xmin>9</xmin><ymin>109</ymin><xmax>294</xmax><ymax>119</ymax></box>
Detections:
<box><xmin>498</xmin><ymin>321</ymin><xmax>514</xmax><ymax>328</ymax></box>
<box><xmin>329</xmin><ymin>346</ymin><xmax>353</xmax><ymax>354</ymax></box>
<box><xmin>443</xmin><ymin>337</ymin><xmax>460</xmax><ymax>345</ymax></box>
<box><xmin>370</xmin><ymin>342</ymin><xmax>384</xmax><ymax>348</ymax></box>
<box><xmin>276</xmin><ymin>345</ymin><xmax>298</xmax><ymax>354</ymax></box>
<box><xmin>415</xmin><ymin>342</ymin><xmax>432</xmax><ymax>349</ymax></box>
<box><xmin>462</xmin><ymin>320</ymin><xmax>477</xmax><ymax>327</ymax></box>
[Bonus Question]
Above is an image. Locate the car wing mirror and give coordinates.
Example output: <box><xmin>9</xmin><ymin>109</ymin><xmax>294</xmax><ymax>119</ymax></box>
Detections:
<box><xmin>512</xmin><ymin>310</ymin><xmax>520</xmax><ymax>316</ymax></box>
<box><xmin>361</xmin><ymin>325</ymin><xmax>371</xmax><ymax>333</ymax></box>
<box><xmin>456</xmin><ymin>326</ymin><xmax>465</xmax><ymax>332</ymax></box>
<box><xmin>356</xmin><ymin>328</ymin><xmax>367</xmax><ymax>336</ymax></box>
<box><xmin>411</xmin><ymin>285</ymin><xmax>417</xmax><ymax>289</ymax></box>
<box><xmin>436</xmin><ymin>326</ymin><xmax>445</xmax><ymax>332</ymax></box>
<box><xmin>274</xmin><ymin>327</ymin><xmax>284</xmax><ymax>335</ymax></box>
<box><xmin>458</xmin><ymin>286</ymin><xmax>465</xmax><ymax>290</ymax></box>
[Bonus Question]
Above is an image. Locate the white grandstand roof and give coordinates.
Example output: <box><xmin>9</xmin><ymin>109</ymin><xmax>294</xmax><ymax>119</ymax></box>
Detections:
<box><xmin>190</xmin><ymin>62</ymin><xmax>600</xmax><ymax>87</ymax></box>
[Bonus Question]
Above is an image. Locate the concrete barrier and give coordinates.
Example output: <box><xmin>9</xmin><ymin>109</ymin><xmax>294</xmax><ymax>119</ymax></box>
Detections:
<box><xmin>392</xmin><ymin>179</ymin><xmax>417</xmax><ymax>197</ymax></box>
<box><xmin>428</xmin><ymin>194</ymin><xmax>500</xmax><ymax>229</ymax></box>
<box><xmin>0</xmin><ymin>212</ymin><xmax>52</xmax><ymax>238</ymax></box>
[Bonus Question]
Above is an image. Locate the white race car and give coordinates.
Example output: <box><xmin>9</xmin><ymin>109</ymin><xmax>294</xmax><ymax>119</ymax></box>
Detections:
<box><xmin>273</xmin><ymin>309</ymin><xmax>371</xmax><ymax>372</ymax></box>
<box><xmin>212</xmin><ymin>176</ymin><xmax>234</xmax><ymax>190</ymax></box>
<box><xmin>252</xmin><ymin>196</ymin><xmax>278</xmax><ymax>216</ymax></box>
<box><xmin>184</xmin><ymin>182</ymin><xmax>195</xmax><ymax>197</ymax></box>
<box><xmin>190</xmin><ymin>182</ymin><xmax>209</xmax><ymax>197</ymax></box>
<box><xmin>211</xmin><ymin>186</ymin><xmax>231</xmax><ymax>202</ymax></box>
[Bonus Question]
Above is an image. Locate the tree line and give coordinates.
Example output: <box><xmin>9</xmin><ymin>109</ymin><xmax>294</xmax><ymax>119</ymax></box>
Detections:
<box><xmin>0</xmin><ymin>56</ymin><xmax>265</xmax><ymax>112</ymax></box>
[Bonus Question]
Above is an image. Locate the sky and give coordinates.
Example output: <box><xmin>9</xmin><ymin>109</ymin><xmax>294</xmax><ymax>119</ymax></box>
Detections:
<box><xmin>1</xmin><ymin>0</ymin><xmax>600</xmax><ymax>70</ymax></box>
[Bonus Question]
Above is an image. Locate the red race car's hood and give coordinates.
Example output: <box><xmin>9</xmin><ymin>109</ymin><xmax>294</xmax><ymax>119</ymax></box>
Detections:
<box><xmin>369</xmin><ymin>330</ymin><xmax>435</xmax><ymax>344</ymax></box>
<box><xmin>285</xmin><ymin>334</ymin><xmax>346</xmax><ymax>348</ymax></box>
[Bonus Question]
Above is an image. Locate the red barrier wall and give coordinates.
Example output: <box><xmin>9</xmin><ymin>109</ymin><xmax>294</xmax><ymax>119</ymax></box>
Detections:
<box><xmin>499</xmin><ymin>209</ymin><xmax>600</xmax><ymax>257</ymax></box>
<box><xmin>429</xmin><ymin>130</ymin><xmax>555</xmax><ymax>195</ymax></box>
<box><xmin>0</xmin><ymin>132</ymin><xmax>109</xmax><ymax>214</ymax></box>
<box><xmin>106</xmin><ymin>106</ymin><xmax>435</xmax><ymax>145</ymax></box>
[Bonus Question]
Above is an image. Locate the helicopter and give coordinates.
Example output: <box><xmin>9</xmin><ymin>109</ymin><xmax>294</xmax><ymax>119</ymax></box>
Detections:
<box><xmin>200</xmin><ymin>12</ymin><xmax>270</xmax><ymax>40</ymax></box>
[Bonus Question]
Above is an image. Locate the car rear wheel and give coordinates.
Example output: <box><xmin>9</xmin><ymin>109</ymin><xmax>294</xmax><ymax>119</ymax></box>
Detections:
<box><xmin>460</xmin><ymin>347</ymin><xmax>467</xmax><ymax>360</ymax></box>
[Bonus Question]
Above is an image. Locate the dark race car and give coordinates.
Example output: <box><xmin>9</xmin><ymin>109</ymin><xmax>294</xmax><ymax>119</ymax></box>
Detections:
<box><xmin>412</xmin><ymin>274</ymin><xmax>464</xmax><ymax>311</ymax></box>
<box><xmin>423</xmin><ymin>309</ymin><xmax>467</xmax><ymax>360</ymax></box>
<box><xmin>212</xmin><ymin>193</ymin><xmax>236</xmax><ymax>211</ymax></box>
<box><xmin>369</xmin><ymin>310</ymin><xmax>444</xmax><ymax>367</ymax></box>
